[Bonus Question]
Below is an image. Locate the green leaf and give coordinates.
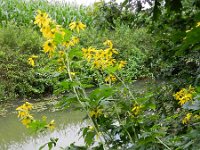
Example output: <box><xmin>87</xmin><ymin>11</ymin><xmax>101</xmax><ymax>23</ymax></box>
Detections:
<box><xmin>89</xmin><ymin>86</ymin><xmax>113</xmax><ymax>103</ymax></box>
<box><xmin>84</xmin><ymin>131</ymin><xmax>95</xmax><ymax>146</ymax></box>
<box><xmin>54</xmin><ymin>32</ymin><xmax>63</xmax><ymax>44</ymax></box>
<box><xmin>59</xmin><ymin>80</ymin><xmax>79</xmax><ymax>90</ymax></box>
<box><xmin>69</xmin><ymin>48</ymin><xmax>83</xmax><ymax>60</ymax></box>
<box><xmin>63</xmin><ymin>29</ymin><xmax>72</xmax><ymax>41</ymax></box>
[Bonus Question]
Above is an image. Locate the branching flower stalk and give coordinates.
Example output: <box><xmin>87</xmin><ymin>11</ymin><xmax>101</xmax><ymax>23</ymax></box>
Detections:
<box><xmin>65</xmin><ymin>54</ymin><xmax>108</xmax><ymax>149</ymax></box>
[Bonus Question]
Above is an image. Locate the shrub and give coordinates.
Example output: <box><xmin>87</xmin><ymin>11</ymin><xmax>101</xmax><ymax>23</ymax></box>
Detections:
<box><xmin>0</xmin><ymin>23</ymin><xmax>56</xmax><ymax>101</ymax></box>
<box><xmin>80</xmin><ymin>25</ymin><xmax>155</xmax><ymax>80</ymax></box>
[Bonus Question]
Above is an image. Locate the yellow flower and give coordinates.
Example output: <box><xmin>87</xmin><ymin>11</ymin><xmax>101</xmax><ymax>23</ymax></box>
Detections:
<box><xmin>34</xmin><ymin>10</ymin><xmax>51</xmax><ymax>27</ymax></box>
<box><xmin>43</xmin><ymin>39</ymin><xmax>56</xmax><ymax>57</ymax></box>
<box><xmin>23</xmin><ymin>102</ymin><xmax>33</xmax><ymax>110</ymax></box>
<box><xmin>131</xmin><ymin>105</ymin><xmax>142</xmax><ymax>116</ymax></box>
<box><xmin>105</xmin><ymin>74</ymin><xmax>117</xmax><ymax>83</ymax></box>
<box><xmin>89</xmin><ymin>107</ymin><xmax>103</xmax><ymax>118</ymax></box>
<box><xmin>182</xmin><ymin>113</ymin><xmax>192</xmax><ymax>124</ymax></box>
<box><xmin>28</xmin><ymin>55</ymin><xmax>38</xmax><ymax>67</ymax></box>
<box><xmin>21</xmin><ymin>115</ymin><xmax>33</xmax><ymax>127</ymax></box>
<box><xmin>16</xmin><ymin>102</ymin><xmax>33</xmax><ymax>111</ymax></box>
<box><xmin>28</xmin><ymin>57</ymin><xmax>35</xmax><ymax>67</ymax></box>
<box><xmin>17</xmin><ymin>110</ymin><xmax>29</xmax><ymax>118</ymax></box>
<box><xmin>173</xmin><ymin>85</ymin><xmax>195</xmax><ymax>106</ymax></box>
<box><xmin>70</xmin><ymin>72</ymin><xmax>76</xmax><ymax>76</ymax></box>
<box><xmin>69</xmin><ymin>21</ymin><xmax>86</xmax><ymax>33</ymax></box>
<box><xmin>118</xmin><ymin>61</ymin><xmax>127</xmax><ymax>69</ymax></box>
<box><xmin>58</xmin><ymin>66</ymin><xmax>66</xmax><ymax>72</ymax></box>
<box><xmin>71</xmin><ymin>36</ymin><xmax>79</xmax><ymax>44</ymax></box>
<box><xmin>103</xmin><ymin>40</ymin><xmax>113</xmax><ymax>49</ymax></box>
<box><xmin>196</xmin><ymin>22</ymin><xmax>200</xmax><ymax>27</ymax></box>
<box><xmin>40</xmin><ymin>25</ymin><xmax>51</xmax><ymax>38</ymax></box>
<box><xmin>46</xmin><ymin>120</ymin><xmax>55</xmax><ymax>130</ymax></box>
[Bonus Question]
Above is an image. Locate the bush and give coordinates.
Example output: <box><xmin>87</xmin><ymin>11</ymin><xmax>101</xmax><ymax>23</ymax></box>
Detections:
<box><xmin>0</xmin><ymin>23</ymin><xmax>56</xmax><ymax>101</ymax></box>
<box><xmin>80</xmin><ymin>25</ymin><xmax>155</xmax><ymax>80</ymax></box>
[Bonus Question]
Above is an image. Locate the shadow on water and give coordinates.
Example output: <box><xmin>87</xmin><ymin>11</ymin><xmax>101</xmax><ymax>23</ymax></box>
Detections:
<box><xmin>0</xmin><ymin>110</ymin><xmax>87</xmax><ymax>150</ymax></box>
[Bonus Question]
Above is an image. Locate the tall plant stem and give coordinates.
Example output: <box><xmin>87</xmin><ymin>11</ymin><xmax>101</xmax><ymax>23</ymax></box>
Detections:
<box><xmin>66</xmin><ymin>56</ymin><xmax>107</xmax><ymax>150</ymax></box>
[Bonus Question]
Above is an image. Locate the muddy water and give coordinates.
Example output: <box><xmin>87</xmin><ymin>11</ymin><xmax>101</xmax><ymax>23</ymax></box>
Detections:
<box><xmin>0</xmin><ymin>110</ymin><xmax>87</xmax><ymax>150</ymax></box>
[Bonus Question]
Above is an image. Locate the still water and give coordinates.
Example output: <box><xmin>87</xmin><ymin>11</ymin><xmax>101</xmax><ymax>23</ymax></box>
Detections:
<box><xmin>0</xmin><ymin>110</ymin><xmax>87</xmax><ymax>150</ymax></box>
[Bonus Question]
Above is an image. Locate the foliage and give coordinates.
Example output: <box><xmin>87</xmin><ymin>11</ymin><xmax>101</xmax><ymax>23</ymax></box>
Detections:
<box><xmin>80</xmin><ymin>25</ymin><xmax>154</xmax><ymax>80</ymax></box>
<box><xmin>86</xmin><ymin>0</ymin><xmax>150</xmax><ymax>29</ymax></box>
<box><xmin>0</xmin><ymin>23</ymin><xmax>58</xmax><ymax>101</ymax></box>
<box><xmin>14</xmin><ymin>9</ymin><xmax>200</xmax><ymax>150</ymax></box>
<box><xmin>0</xmin><ymin>0</ymin><xmax>92</xmax><ymax>27</ymax></box>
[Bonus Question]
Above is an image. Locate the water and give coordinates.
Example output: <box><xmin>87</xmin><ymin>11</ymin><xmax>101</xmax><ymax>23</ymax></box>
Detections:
<box><xmin>0</xmin><ymin>110</ymin><xmax>87</xmax><ymax>150</ymax></box>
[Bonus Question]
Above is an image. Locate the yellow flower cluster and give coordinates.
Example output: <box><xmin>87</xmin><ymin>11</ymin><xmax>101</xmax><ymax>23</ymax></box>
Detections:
<box><xmin>182</xmin><ymin>113</ymin><xmax>192</xmax><ymax>124</ymax></box>
<box><xmin>173</xmin><ymin>85</ymin><xmax>195</xmax><ymax>105</ymax></box>
<box><xmin>16</xmin><ymin>102</ymin><xmax>55</xmax><ymax>130</ymax></box>
<box><xmin>34</xmin><ymin>10</ymin><xmax>85</xmax><ymax>58</ymax></box>
<box><xmin>82</xmin><ymin>40</ymin><xmax>126</xmax><ymax>82</ymax></box>
<box><xmin>131</xmin><ymin>104</ymin><xmax>142</xmax><ymax>116</ymax></box>
<box><xmin>69</xmin><ymin>21</ymin><xmax>86</xmax><ymax>33</ymax></box>
<box><xmin>16</xmin><ymin>102</ymin><xmax>33</xmax><ymax>127</ymax></box>
<box><xmin>28</xmin><ymin>55</ymin><xmax>38</xmax><ymax>67</ymax></box>
<box><xmin>89</xmin><ymin>107</ymin><xmax>103</xmax><ymax>118</ymax></box>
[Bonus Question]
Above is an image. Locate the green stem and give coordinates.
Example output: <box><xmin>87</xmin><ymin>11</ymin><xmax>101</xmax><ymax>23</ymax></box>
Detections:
<box><xmin>156</xmin><ymin>137</ymin><xmax>171</xmax><ymax>150</ymax></box>
<box><xmin>66</xmin><ymin>55</ymin><xmax>107</xmax><ymax>150</ymax></box>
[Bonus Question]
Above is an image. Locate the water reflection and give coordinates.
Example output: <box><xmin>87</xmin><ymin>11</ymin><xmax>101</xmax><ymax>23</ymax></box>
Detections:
<box><xmin>0</xmin><ymin>111</ymin><xmax>87</xmax><ymax>150</ymax></box>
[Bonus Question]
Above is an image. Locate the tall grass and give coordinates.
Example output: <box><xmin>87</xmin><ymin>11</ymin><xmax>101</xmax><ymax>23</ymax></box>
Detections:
<box><xmin>0</xmin><ymin>0</ymin><xmax>92</xmax><ymax>27</ymax></box>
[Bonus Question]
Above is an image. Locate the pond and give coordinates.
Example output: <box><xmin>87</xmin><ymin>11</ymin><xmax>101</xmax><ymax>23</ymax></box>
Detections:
<box><xmin>0</xmin><ymin>108</ymin><xmax>87</xmax><ymax>150</ymax></box>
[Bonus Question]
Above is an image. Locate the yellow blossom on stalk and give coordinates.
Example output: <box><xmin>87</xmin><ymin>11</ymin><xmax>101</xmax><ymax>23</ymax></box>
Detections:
<box><xmin>46</xmin><ymin>120</ymin><xmax>55</xmax><ymax>130</ymax></box>
<box><xmin>82</xmin><ymin>47</ymin><xmax>95</xmax><ymax>62</ymax></box>
<box><xmin>196</xmin><ymin>22</ymin><xmax>200</xmax><ymax>27</ymax></box>
<box><xmin>34</xmin><ymin>10</ymin><xmax>51</xmax><ymax>27</ymax></box>
<box><xmin>182</xmin><ymin>113</ymin><xmax>192</xmax><ymax>124</ymax></box>
<box><xmin>43</xmin><ymin>39</ymin><xmax>56</xmax><ymax>57</ymax></box>
<box><xmin>40</xmin><ymin>25</ymin><xmax>51</xmax><ymax>38</ymax></box>
<box><xmin>89</xmin><ymin>107</ymin><xmax>103</xmax><ymax>118</ymax></box>
<box><xmin>70</xmin><ymin>72</ymin><xmax>76</xmax><ymax>76</ymax></box>
<box><xmin>62</xmin><ymin>39</ymin><xmax>77</xmax><ymax>48</ymax></box>
<box><xmin>17</xmin><ymin>110</ymin><xmax>29</xmax><ymax>118</ymax></box>
<box><xmin>28</xmin><ymin>55</ymin><xmax>38</xmax><ymax>67</ymax></box>
<box><xmin>69</xmin><ymin>21</ymin><xmax>86</xmax><ymax>33</ymax></box>
<box><xmin>21</xmin><ymin>115</ymin><xmax>33</xmax><ymax>127</ymax></box>
<box><xmin>28</xmin><ymin>57</ymin><xmax>35</xmax><ymax>67</ymax></box>
<box><xmin>58</xmin><ymin>66</ymin><xmax>66</xmax><ymax>72</ymax></box>
<box><xmin>19</xmin><ymin>102</ymin><xmax>33</xmax><ymax>110</ymax></box>
<box><xmin>71</xmin><ymin>36</ymin><xmax>79</xmax><ymax>44</ymax></box>
<box><xmin>173</xmin><ymin>85</ymin><xmax>195</xmax><ymax>105</ymax></box>
<box><xmin>131</xmin><ymin>104</ymin><xmax>142</xmax><ymax>116</ymax></box>
<box><xmin>103</xmin><ymin>40</ymin><xmax>113</xmax><ymax>49</ymax></box>
<box><xmin>105</xmin><ymin>74</ymin><xmax>117</xmax><ymax>83</ymax></box>
<box><xmin>118</xmin><ymin>61</ymin><xmax>127</xmax><ymax>69</ymax></box>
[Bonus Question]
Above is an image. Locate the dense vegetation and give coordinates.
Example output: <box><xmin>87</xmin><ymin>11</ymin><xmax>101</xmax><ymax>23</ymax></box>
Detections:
<box><xmin>1</xmin><ymin>0</ymin><xmax>200</xmax><ymax>149</ymax></box>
